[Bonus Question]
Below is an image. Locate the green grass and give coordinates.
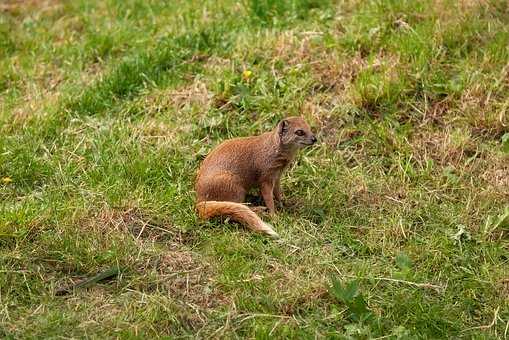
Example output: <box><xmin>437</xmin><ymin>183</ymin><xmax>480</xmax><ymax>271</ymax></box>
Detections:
<box><xmin>1</xmin><ymin>0</ymin><xmax>508</xmax><ymax>338</ymax></box>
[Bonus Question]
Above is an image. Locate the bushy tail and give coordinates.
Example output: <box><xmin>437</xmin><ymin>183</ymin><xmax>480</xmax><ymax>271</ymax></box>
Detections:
<box><xmin>196</xmin><ymin>201</ymin><xmax>279</xmax><ymax>238</ymax></box>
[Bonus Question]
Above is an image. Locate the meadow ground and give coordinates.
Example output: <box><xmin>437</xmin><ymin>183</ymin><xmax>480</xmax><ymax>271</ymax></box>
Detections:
<box><xmin>1</xmin><ymin>0</ymin><xmax>508</xmax><ymax>338</ymax></box>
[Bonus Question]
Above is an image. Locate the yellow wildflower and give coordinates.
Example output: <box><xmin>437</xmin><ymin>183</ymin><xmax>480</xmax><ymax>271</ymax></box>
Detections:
<box><xmin>242</xmin><ymin>69</ymin><xmax>253</xmax><ymax>81</ymax></box>
<box><xmin>2</xmin><ymin>177</ymin><xmax>12</xmax><ymax>184</ymax></box>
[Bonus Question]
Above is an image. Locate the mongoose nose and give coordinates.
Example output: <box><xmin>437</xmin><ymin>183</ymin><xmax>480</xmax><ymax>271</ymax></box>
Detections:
<box><xmin>311</xmin><ymin>136</ymin><xmax>317</xmax><ymax>144</ymax></box>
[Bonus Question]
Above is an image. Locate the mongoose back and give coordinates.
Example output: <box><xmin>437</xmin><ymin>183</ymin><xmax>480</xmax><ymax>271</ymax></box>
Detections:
<box><xmin>195</xmin><ymin>117</ymin><xmax>317</xmax><ymax>237</ymax></box>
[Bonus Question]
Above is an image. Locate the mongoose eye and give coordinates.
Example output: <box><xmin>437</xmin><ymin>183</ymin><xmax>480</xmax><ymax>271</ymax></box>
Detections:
<box><xmin>295</xmin><ymin>129</ymin><xmax>305</xmax><ymax>136</ymax></box>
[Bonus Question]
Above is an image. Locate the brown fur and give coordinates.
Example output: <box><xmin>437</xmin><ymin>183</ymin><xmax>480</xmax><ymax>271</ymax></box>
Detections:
<box><xmin>195</xmin><ymin>117</ymin><xmax>316</xmax><ymax>237</ymax></box>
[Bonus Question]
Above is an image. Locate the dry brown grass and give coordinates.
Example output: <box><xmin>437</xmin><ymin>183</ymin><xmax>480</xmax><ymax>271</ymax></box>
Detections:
<box><xmin>79</xmin><ymin>206</ymin><xmax>177</xmax><ymax>243</ymax></box>
<box><xmin>409</xmin><ymin>128</ymin><xmax>477</xmax><ymax>167</ymax></box>
<box><xmin>135</xmin><ymin>251</ymin><xmax>229</xmax><ymax>310</ymax></box>
<box><xmin>68</xmin><ymin>206</ymin><xmax>229</xmax><ymax>313</ymax></box>
<box><xmin>481</xmin><ymin>158</ymin><xmax>509</xmax><ymax>195</ymax></box>
<box><xmin>136</xmin><ymin>79</ymin><xmax>212</xmax><ymax>116</ymax></box>
<box><xmin>0</xmin><ymin>0</ymin><xmax>61</xmax><ymax>14</ymax></box>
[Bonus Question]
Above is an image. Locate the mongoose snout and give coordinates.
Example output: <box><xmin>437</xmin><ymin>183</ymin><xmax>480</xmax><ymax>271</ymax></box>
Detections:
<box><xmin>195</xmin><ymin>116</ymin><xmax>316</xmax><ymax>237</ymax></box>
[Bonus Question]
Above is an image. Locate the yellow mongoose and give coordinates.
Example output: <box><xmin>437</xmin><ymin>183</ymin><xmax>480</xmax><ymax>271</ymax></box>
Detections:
<box><xmin>195</xmin><ymin>117</ymin><xmax>316</xmax><ymax>237</ymax></box>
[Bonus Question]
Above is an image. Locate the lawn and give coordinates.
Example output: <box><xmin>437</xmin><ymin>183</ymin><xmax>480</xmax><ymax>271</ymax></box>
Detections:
<box><xmin>1</xmin><ymin>0</ymin><xmax>508</xmax><ymax>338</ymax></box>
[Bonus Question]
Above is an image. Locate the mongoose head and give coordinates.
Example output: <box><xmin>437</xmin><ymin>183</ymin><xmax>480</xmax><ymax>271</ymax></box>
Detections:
<box><xmin>277</xmin><ymin>116</ymin><xmax>317</xmax><ymax>148</ymax></box>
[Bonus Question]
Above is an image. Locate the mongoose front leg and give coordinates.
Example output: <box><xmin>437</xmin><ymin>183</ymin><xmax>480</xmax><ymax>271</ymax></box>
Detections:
<box><xmin>261</xmin><ymin>181</ymin><xmax>275</xmax><ymax>214</ymax></box>
<box><xmin>273</xmin><ymin>176</ymin><xmax>282</xmax><ymax>202</ymax></box>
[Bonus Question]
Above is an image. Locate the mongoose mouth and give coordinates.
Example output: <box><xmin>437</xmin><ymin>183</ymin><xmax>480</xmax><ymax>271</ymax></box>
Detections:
<box><xmin>299</xmin><ymin>136</ymin><xmax>317</xmax><ymax>146</ymax></box>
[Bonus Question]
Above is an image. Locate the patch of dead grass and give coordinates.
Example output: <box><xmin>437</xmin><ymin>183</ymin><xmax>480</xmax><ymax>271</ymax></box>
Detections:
<box><xmin>0</xmin><ymin>0</ymin><xmax>61</xmax><ymax>15</ymax></box>
<box><xmin>169</xmin><ymin>80</ymin><xmax>212</xmax><ymax>111</ymax></box>
<box><xmin>269</xmin><ymin>31</ymin><xmax>369</xmax><ymax>96</ymax></box>
<box><xmin>432</xmin><ymin>0</ymin><xmax>491</xmax><ymax>22</ymax></box>
<box><xmin>6</xmin><ymin>90</ymin><xmax>60</xmax><ymax>128</ymax></box>
<box><xmin>137</xmin><ymin>79</ymin><xmax>212</xmax><ymax>116</ymax></box>
<box><xmin>203</xmin><ymin>56</ymin><xmax>231</xmax><ymax>73</ymax></box>
<box><xmin>263</xmin><ymin>259</ymin><xmax>330</xmax><ymax>315</ymax></box>
<box><xmin>481</xmin><ymin>157</ymin><xmax>509</xmax><ymax>194</ymax></box>
<box><xmin>499</xmin><ymin>278</ymin><xmax>509</xmax><ymax>299</ymax></box>
<box><xmin>310</xmin><ymin>53</ymin><xmax>364</xmax><ymax>94</ymax></box>
<box><xmin>410</xmin><ymin>128</ymin><xmax>479</xmax><ymax>167</ymax></box>
<box><xmin>134</xmin><ymin>119</ymin><xmax>195</xmax><ymax>148</ymax></box>
<box><xmin>458</xmin><ymin>81</ymin><xmax>508</xmax><ymax>140</ymax></box>
<box><xmin>81</xmin><ymin>206</ymin><xmax>176</xmax><ymax>244</ymax></box>
<box><xmin>73</xmin><ymin>206</ymin><xmax>227</xmax><ymax>311</ymax></box>
<box><xmin>160</xmin><ymin>252</ymin><xmax>226</xmax><ymax>309</ymax></box>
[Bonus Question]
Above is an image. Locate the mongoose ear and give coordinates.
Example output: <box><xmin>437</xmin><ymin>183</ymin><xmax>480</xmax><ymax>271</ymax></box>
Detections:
<box><xmin>278</xmin><ymin>119</ymin><xmax>289</xmax><ymax>136</ymax></box>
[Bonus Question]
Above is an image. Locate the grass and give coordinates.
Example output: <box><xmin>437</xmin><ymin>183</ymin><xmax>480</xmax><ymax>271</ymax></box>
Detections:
<box><xmin>1</xmin><ymin>0</ymin><xmax>508</xmax><ymax>338</ymax></box>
